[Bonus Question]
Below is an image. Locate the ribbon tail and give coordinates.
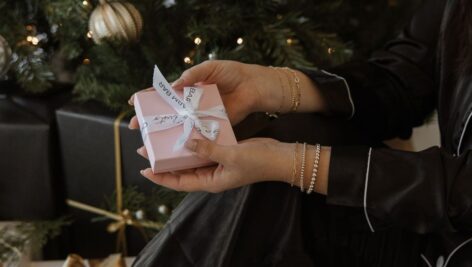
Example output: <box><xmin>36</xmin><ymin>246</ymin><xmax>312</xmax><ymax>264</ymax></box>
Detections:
<box><xmin>173</xmin><ymin>119</ymin><xmax>194</xmax><ymax>151</ymax></box>
<box><xmin>196</xmin><ymin>120</ymin><xmax>220</xmax><ymax>141</ymax></box>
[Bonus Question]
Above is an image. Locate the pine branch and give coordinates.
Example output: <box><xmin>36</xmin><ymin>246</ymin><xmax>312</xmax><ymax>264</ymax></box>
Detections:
<box><xmin>0</xmin><ymin>218</ymin><xmax>69</xmax><ymax>264</ymax></box>
<box><xmin>11</xmin><ymin>45</ymin><xmax>55</xmax><ymax>93</ymax></box>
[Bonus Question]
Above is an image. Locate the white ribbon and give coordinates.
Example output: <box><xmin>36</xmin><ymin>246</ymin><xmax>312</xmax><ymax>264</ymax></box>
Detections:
<box><xmin>140</xmin><ymin>66</ymin><xmax>228</xmax><ymax>151</ymax></box>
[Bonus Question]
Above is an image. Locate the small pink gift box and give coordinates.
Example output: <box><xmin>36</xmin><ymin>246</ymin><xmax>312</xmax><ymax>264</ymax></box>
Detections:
<box><xmin>134</xmin><ymin>82</ymin><xmax>237</xmax><ymax>173</ymax></box>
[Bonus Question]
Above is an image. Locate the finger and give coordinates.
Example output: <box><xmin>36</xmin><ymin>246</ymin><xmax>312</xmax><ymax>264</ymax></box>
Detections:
<box><xmin>128</xmin><ymin>88</ymin><xmax>154</xmax><ymax>105</ymax></box>
<box><xmin>137</xmin><ymin>146</ymin><xmax>148</xmax><ymax>159</ymax></box>
<box><xmin>128</xmin><ymin>116</ymin><xmax>140</xmax><ymax>129</ymax></box>
<box><xmin>140</xmin><ymin>168</ymin><xmax>215</xmax><ymax>192</ymax></box>
<box><xmin>185</xmin><ymin>139</ymin><xmax>234</xmax><ymax>164</ymax></box>
<box><xmin>171</xmin><ymin>61</ymin><xmax>218</xmax><ymax>90</ymax></box>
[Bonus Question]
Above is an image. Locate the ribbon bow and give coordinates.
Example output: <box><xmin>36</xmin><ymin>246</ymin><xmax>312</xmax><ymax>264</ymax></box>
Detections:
<box><xmin>140</xmin><ymin>66</ymin><xmax>228</xmax><ymax>151</ymax></box>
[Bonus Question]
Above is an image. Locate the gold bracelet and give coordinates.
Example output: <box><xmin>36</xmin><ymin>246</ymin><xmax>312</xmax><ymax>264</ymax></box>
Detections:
<box><xmin>290</xmin><ymin>142</ymin><xmax>299</xmax><ymax>186</ymax></box>
<box><xmin>299</xmin><ymin>142</ymin><xmax>307</xmax><ymax>192</ymax></box>
<box><xmin>274</xmin><ymin>67</ymin><xmax>296</xmax><ymax>113</ymax></box>
<box><xmin>307</xmin><ymin>144</ymin><xmax>321</xmax><ymax>194</ymax></box>
<box><xmin>285</xmin><ymin>68</ymin><xmax>301</xmax><ymax>112</ymax></box>
<box><xmin>269</xmin><ymin>66</ymin><xmax>286</xmax><ymax>113</ymax></box>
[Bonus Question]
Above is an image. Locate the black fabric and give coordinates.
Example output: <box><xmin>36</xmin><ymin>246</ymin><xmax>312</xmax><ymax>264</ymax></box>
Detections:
<box><xmin>134</xmin><ymin>183</ymin><xmax>425</xmax><ymax>267</ymax></box>
<box><xmin>311</xmin><ymin>0</ymin><xmax>472</xmax><ymax>265</ymax></box>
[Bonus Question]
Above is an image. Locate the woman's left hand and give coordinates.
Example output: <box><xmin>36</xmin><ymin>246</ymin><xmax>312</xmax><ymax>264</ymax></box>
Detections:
<box><xmin>137</xmin><ymin>138</ymin><xmax>292</xmax><ymax>193</ymax></box>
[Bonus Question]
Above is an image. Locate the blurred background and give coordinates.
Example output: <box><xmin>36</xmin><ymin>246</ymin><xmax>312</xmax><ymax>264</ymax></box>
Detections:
<box><xmin>0</xmin><ymin>0</ymin><xmax>435</xmax><ymax>265</ymax></box>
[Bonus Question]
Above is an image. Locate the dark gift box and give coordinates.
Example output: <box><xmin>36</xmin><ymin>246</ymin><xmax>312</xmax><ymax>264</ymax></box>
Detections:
<box><xmin>56</xmin><ymin>101</ymin><xmax>155</xmax><ymax>257</ymax></box>
<box><xmin>0</xmin><ymin>82</ymin><xmax>70</xmax><ymax>220</ymax></box>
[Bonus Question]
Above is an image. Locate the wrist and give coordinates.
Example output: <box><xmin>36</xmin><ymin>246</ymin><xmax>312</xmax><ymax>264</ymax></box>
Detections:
<box><xmin>271</xmin><ymin>142</ymin><xmax>330</xmax><ymax>195</ymax></box>
<box><xmin>268</xmin><ymin>142</ymin><xmax>295</xmax><ymax>183</ymax></box>
<box><xmin>250</xmin><ymin>65</ymin><xmax>289</xmax><ymax>114</ymax></box>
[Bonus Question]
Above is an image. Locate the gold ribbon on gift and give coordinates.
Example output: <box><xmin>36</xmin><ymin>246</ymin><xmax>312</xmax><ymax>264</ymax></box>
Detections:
<box><xmin>66</xmin><ymin>111</ymin><xmax>163</xmax><ymax>256</ymax></box>
<box><xmin>62</xmin><ymin>253</ymin><xmax>126</xmax><ymax>267</ymax></box>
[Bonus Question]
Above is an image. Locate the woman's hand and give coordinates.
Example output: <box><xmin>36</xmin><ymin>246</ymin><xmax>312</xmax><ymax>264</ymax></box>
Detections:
<box><xmin>138</xmin><ymin>138</ymin><xmax>294</xmax><ymax>193</ymax></box>
<box><xmin>128</xmin><ymin>60</ymin><xmax>281</xmax><ymax>126</ymax></box>
<box><xmin>128</xmin><ymin>60</ymin><xmax>326</xmax><ymax>129</ymax></box>
<box><xmin>169</xmin><ymin>60</ymin><xmax>283</xmax><ymax>125</ymax></box>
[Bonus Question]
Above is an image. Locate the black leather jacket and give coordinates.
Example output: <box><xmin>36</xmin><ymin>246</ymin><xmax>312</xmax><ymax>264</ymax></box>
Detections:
<box><xmin>306</xmin><ymin>0</ymin><xmax>472</xmax><ymax>265</ymax></box>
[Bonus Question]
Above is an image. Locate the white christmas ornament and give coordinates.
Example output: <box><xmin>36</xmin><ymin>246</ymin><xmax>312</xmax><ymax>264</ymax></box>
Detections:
<box><xmin>88</xmin><ymin>0</ymin><xmax>143</xmax><ymax>44</ymax></box>
<box><xmin>208</xmin><ymin>51</ymin><xmax>217</xmax><ymax>60</ymax></box>
<box><xmin>163</xmin><ymin>0</ymin><xmax>176</xmax><ymax>8</ymax></box>
<box><xmin>158</xmin><ymin>204</ymin><xmax>170</xmax><ymax>215</ymax></box>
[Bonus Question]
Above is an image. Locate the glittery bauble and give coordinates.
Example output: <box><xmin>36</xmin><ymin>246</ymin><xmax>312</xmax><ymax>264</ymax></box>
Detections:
<box><xmin>158</xmin><ymin>204</ymin><xmax>170</xmax><ymax>215</ymax></box>
<box><xmin>0</xmin><ymin>35</ymin><xmax>12</xmax><ymax>78</ymax></box>
<box><xmin>88</xmin><ymin>0</ymin><xmax>143</xmax><ymax>44</ymax></box>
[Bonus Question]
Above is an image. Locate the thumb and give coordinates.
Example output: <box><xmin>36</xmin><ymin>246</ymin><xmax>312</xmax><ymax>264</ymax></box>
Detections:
<box><xmin>171</xmin><ymin>61</ymin><xmax>217</xmax><ymax>89</ymax></box>
<box><xmin>185</xmin><ymin>139</ymin><xmax>232</xmax><ymax>164</ymax></box>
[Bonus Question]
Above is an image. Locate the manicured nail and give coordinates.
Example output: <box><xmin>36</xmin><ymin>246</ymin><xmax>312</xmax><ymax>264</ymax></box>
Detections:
<box><xmin>128</xmin><ymin>94</ymin><xmax>135</xmax><ymax>105</ymax></box>
<box><xmin>140</xmin><ymin>169</ymin><xmax>145</xmax><ymax>175</ymax></box>
<box><xmin>185</xmin><ymin>139</ymin><xmax>197</xmax><ymax>151</ymax></box>
<box><xmin>171</xmin><ymin>78</ymin><xmax>184</xmax><ymax>87</ymax></box>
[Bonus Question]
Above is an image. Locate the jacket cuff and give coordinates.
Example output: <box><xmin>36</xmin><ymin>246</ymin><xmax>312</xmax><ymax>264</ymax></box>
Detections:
<box><xmin>300</xmin><ymin>69</ymin><xmax>355</xmax><ymax>119</ymax></box>
<box><xmin>326</xmin><ymin>146</ymin><xmax>377</xmax><ymax>232</ymax></box>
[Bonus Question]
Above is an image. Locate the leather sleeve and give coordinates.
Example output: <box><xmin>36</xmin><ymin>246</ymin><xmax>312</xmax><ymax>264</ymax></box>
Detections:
<box><xmin>327</xmin><ymin>146</ymin><xmax>472</xmax><ymax>234</ymax></box>
<box><xmin>303</xmin><ymin>0</ymin><xmax>446</xmax><ymax>141</ymax></box>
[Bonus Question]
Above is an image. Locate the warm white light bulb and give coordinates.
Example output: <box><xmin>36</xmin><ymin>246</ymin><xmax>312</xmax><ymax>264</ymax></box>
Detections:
<box><xmin>194</xmin><ymin>37</ymin><xmax>202</xmax><ymax>45</ymax></box>
<box><xmin>82</xmin><ymin>0</ymin><xmax>88</xmax><ymax>6</ymax></box>
<box><xmin>87</xmin><ymin>31</ymin><xmax>93</xmax><ymax>38</ymax></box>
<box><xmin>31</xmin><ymin>37</ymin><xmax>39</xmax><ymax>45</ymax></box>
<box><xmin>184</xmin><ymin>57</ymin><xmax>192</xmax><ymax>64</ymax></box>
<box><xmin>26</xmin><ymin>36</ymin><xmax>33</xmax><ymax>42</ymax></box>
<box><xmin>237</xmin><ymin>37</ymin><xmax>243</xmax><ymax>45</ymax></box>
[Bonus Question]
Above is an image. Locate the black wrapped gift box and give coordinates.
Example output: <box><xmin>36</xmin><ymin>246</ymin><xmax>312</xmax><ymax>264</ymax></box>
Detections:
<box><xmin>56</xmin><ymin>101</ymin><xmax>155</xmax><ymax>257</ymax></box>
<box><xmin>0</xmin><ymin>97</ymin><xmax>58</xmax><ymax>220</ymax></box>
<box><xmin>0</xmin><ymin>83</ymin><xmax>70</xmax><ymax>220</ymax></box>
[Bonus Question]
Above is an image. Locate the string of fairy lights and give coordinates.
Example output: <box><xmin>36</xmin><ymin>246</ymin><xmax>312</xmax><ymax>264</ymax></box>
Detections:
<box><xmin>20</xmin><ymin>0</ymin><xmax>335</xmax><ymax>67</ymax></box>
<box><xmin>78</xmin><ymin>0</ymin><xmax>311</xmax><ymax>67</ymax></box>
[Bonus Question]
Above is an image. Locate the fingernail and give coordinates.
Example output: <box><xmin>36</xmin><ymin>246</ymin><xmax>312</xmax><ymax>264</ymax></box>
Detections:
<box><xmin>128</xmin><ymin>94</ymin><xmax>135</xmax><ymax>105</ymax></box>
<box><xmin>171</xmin><ymin>78</ymin><xmax>184</xmax><ymax>87</ymax></box>
<box><xmin>137</xmin><ymin>147</ymin><xmax>143</xmax><ymax>154</ymax></box>
<box><xmin>185</xmin><ymin>139</ymin><xmax>197</xmax><ymax>151</ymax></box>
<box><xmin>140</xmin><ymin>169</ymin><xmax>145</xmax><ymax>175</ymax></box>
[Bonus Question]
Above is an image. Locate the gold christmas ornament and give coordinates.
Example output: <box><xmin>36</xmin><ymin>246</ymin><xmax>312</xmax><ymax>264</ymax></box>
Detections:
<box><xmin>0</xmin><ymin>34</ymin><xmax>12</xmax><ymax>78</ymax></box>
<box><xmin>88</xmin><ymin>0</ymin><xmax>143</xmax><ymax>44</ymax></box>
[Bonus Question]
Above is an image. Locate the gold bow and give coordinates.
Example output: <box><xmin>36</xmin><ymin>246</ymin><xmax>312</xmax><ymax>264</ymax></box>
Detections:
<box><xmin>66</xmin><ymin>111</ymin><xmax>163</xmax><ymax>255</ymax></box>
<box><xmin>62</xmin><ymin>253</ymin><xmax>126</xmax><ymax>267</ymax></box>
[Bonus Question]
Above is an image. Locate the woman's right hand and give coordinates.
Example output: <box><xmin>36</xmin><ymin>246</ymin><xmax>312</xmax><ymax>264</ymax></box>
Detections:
<box><xmin>168</xmin><ymin>60</ymin><xmax>286</xmax><ymax>125</ymax></box>
<box><xmin>129</xmin><ymin>60</ymin><xmax>326</xmax><ymax>129</ymax></box>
